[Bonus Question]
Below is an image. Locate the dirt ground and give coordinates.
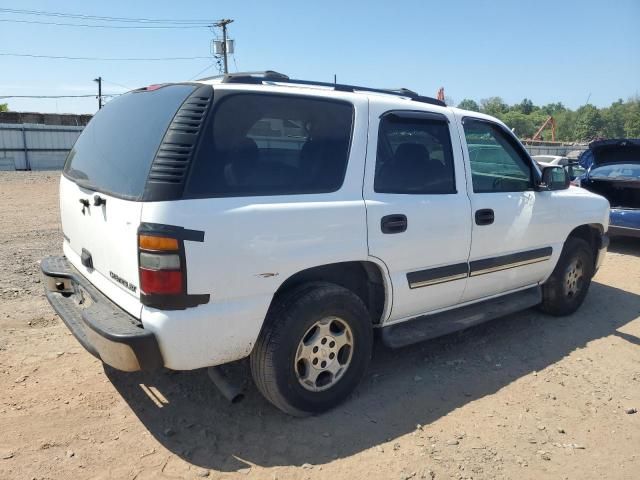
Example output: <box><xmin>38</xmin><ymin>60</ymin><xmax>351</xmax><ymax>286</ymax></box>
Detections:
<box><xmin>0</xmin><ymin>171</ymin><xmax>638</xmax><ymax>480</ymax></box>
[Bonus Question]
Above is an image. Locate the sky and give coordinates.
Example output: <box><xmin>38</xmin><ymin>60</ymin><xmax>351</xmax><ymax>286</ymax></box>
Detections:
<box><xmin>0</xmin><ymin>0</ymin><xmax>639</xmax><ymax>115</ymax></box>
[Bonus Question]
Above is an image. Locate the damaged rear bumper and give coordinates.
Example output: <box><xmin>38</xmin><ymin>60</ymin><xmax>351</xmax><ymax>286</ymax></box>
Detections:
<box><xmin>40</xmin><ymin>256</ymin><xmax>163</xmax><ymax>372</ymax></box>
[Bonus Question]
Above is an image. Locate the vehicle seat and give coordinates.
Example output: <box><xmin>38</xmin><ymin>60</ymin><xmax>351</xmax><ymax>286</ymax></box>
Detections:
<box><xmin>299</xmin><ymin>139</ymin><xmax>347</xmax><ymax>190</ymax></box>
<box><xmin>224</xmin><ymin>138</ymin><xmax>260</xmax><ymax>186</ymax></box>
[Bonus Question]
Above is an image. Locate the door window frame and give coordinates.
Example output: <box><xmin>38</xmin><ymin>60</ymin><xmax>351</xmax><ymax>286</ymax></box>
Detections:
<box><xmin>374</xmin><ymin>109</ymin><xmax>458</xmax><ymax>195</ymax></box>
<box><xmin>461</xmin><ymin>116</ymin><xmax>541</xmax><ymax>194</ymax></box>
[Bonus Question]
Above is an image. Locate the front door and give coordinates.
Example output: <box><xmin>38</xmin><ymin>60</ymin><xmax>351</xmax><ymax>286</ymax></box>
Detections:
<box><xmin>457</xmin><ymin>115</ymin><xmax>559</xmax><ymax>302</ymax></box>
<box><xmin>364</xmin><ymin>102</ymin><xmax>472</xmax><ymax>323</ymax></box>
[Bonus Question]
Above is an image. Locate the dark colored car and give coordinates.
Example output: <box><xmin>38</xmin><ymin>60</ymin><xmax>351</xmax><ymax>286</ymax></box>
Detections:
<box><xmin>578</xmin><ymin>139</ymin><xmax>640</xmax><ymax>238</ymax></box>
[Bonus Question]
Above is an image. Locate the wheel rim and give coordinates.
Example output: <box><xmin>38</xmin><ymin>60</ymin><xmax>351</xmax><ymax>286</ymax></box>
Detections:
<box><xmin>294</xmin><ymin>316</ymin><xmax>354</xmax><ymax>392</ymax></box>
<box><xmin>563</xmin><ymin>257</ymin><xmax>584</xmax><ymax>298</ymax></box>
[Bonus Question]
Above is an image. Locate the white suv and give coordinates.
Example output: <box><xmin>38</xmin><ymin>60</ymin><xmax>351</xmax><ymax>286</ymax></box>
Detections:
<box><xmin>42</xmin><ymin>71</ymin><xmax>609</xmax><ymax>415</ymax></box>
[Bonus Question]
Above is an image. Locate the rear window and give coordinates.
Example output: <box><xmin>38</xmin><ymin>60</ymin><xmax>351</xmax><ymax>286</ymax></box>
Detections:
<box><xmin>590</xmin><ymin>164</ymin><xmax>640</xmax><ymax>179</ymax></box>
<box><xmin>64</xmin><ymin>84</ymin><xmax>196</xmax><ymax>199</ymax></box>
<box><xmin>186</xmin><ymin>93</ymin><xmax>353</xmax><ymax>197</ymax></box>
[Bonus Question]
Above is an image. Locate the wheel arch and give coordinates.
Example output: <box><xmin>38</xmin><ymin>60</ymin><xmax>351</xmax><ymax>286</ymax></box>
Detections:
<box><xmin>270</xmin><ymin>260</ymin><xmax>391</xmax><ymax>325</ymax></box>
<box><xmin>566</xmin><ymin>223</ymin><xmax>605</xmax><ymax>265</ymax></box>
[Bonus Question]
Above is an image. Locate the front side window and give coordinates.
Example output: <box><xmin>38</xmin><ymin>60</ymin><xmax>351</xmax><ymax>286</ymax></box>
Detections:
<box><xmin>463</xmin><ymin>119</ymin><xmax>533</xmax><ymax>193</ymax></box>
<box><xmin>374</xmin><ymin>113</ymin><xmax>456</xmax><ymax>194</ymax></box>
<box><xmin>186</xmin><ymin>93</ymin><xmax>353</xmax><ymax>197</ymax></box>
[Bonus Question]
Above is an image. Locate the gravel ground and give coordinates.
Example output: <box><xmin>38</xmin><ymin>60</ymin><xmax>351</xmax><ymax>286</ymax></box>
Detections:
<box><xmin>0</xmin><ymin>171</ymin><xmax>639</xmax><ymax>480</ymax></box>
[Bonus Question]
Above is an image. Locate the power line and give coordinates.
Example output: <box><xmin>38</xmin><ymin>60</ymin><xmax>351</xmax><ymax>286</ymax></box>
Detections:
<box><xmin>0</xmin><ymin>18</ymin><xmax>210</xmax><ymax>29</ymax></box>
<box><xmin>101</xmin><ymin>79</ymin><xmax>133</xmax><ymax>90</ymax></box>
<box><xmin>189</xmin><ymin>62</ymin><xmax>218</xmax><ymax>81</ymax></box>
<box><xmin>0</xmin><ymin>7</ymin><xmax>213</xmax><ymax>24</ymax></box>
<box><xmin>0</xmin><ymin>52</ymin><xmax>211</xmax><ymax>61</ymax></box>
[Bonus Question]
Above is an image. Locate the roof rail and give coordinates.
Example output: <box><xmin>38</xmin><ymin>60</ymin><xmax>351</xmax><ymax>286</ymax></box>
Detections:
<box><xmin>199</xmin><ymin>71</ymin><xmax>446</xmax><ymax>107</ymax></box>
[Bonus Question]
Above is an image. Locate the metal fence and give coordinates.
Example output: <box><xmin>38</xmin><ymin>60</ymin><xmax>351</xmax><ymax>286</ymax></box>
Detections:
<box><xmin>521</xmin><ymin>142</ymin><xmax>588</xmax><ymax>158</ymax></box>
<box><xmin>0</xmin><ymin>123</ymin><xmax>83</xmax><ymax>171</ymax></box>
<box><xmin>0</xmin><ymin>122</ymin><xmax>591</xmax><ymax>172</ymax></box>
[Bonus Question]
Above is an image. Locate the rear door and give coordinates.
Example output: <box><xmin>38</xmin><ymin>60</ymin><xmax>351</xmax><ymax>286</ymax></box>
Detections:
<box><xmin>364</xmin><ymin>102</ymin><xmax>472</xmax><ymax>323</ymax></box>
<box><xmin>60</xmin><ymin>84</ymin><xmax>199</xmax><ymax>317</ymax></box>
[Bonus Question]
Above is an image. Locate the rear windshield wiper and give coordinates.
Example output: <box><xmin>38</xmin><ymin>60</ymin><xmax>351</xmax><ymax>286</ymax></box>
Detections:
<box><xmin>73</xmin><ymin>177</ymin><xmax>99</xmax><ymax>192</ymax></box>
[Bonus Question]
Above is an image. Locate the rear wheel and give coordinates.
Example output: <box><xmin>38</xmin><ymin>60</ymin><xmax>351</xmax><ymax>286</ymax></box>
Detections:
<box><xmin>540</xmin><ymin>237</ymin><xmax>594</xmax><ymax>316</ymax></box>
<box><xmin>250</xmin><ymin>282</ymin><xmax>372</xmax><ymax>416</ymax></box>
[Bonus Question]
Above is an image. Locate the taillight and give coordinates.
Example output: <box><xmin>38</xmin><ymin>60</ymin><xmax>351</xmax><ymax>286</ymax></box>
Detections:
<box><xmin>138</xmin><ymin>234</ymin><xmax>184</xmax><ymax>296</ymax></box>
<box><xmin>137</xmin><ymin>224</ymin><xmax>209</xmax><ymax>310</ymax></box>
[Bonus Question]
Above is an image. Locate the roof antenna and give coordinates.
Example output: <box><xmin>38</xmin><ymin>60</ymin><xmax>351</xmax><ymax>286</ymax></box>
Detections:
<box><xmin>334</xmin><ymin>74</ymin><xmax>337</xmax><ymax>85</ymax></box>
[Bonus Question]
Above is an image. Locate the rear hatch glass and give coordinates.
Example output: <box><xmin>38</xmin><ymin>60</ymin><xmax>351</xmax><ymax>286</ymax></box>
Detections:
<box><xmin>64</xmin><ymin>84</ymin><xmax>197</xmax><ymax>200</ymax></box>
<box><xmin>60</xmin><ymin>84</ymin><xmax>197</xmax><ymax>316</ymax></box>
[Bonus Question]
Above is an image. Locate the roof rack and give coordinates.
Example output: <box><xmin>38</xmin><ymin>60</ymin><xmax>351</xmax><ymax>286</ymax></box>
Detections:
<box><xmin>199</xmin><ymin>71</ymin><xmax>446</xmax><ymax>107</ymax></box>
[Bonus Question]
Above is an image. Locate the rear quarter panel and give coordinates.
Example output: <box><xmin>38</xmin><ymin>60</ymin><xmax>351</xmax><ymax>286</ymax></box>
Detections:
<box><xmin>139</xmin><ymin>96</ymin><xmax>370</xmax><ymax>369</ymax></box>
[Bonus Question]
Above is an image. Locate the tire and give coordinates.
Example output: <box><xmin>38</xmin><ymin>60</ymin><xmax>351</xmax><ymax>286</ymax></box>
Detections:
<box><xmin>539</xmin><ymin>237</ymin><xmax>595</xmax><ymax>316</ymax></box>
<box><xmin>250</xmin><ymin>282</ymin><xmax>373</xmax><ymax>416</ymax></box>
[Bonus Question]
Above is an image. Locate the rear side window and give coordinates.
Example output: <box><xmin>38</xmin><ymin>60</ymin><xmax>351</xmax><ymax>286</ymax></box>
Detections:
<box><xmin>186</xmin><ymin>93</ymin><xmax>353</xmax><ymax>197</ymax></box>
<box><xmin>374</xmin><ymin>113</ymin><xmax>456</xmax><ymax>194</ymax></box>
<box><xmin>64</xmin><ymin>84</ymin><xmax>197</xmax><ymax>199</ymax></box>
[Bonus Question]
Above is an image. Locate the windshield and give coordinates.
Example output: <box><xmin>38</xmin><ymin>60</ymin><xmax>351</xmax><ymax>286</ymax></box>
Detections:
<box><xmin>64</xmin><ymin>84</ymin><xmax>196</xmax><ymax>199</ymax></box>
<box><xmin>590</xmin><ymin>163</ymin><xmax>640</xmax><ymax>180</ymax></box>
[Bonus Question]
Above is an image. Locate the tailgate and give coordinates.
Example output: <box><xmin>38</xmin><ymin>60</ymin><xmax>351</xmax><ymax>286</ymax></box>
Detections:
<box><xmin>60</xmin><ymin>175</ymin><xmax>143</xmax><ymax>317</ymax></box>
<box><xmin>58</xmin><ymin>83</ymin><xmax>203</xmax><ymax>318</ymax></box>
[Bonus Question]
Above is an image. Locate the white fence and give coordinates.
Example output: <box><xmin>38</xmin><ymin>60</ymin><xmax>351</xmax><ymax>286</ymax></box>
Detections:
<box><xmin>0</xmin><ymin>123</ymin><xmax>83</xmax><ymax>171</ymax></box>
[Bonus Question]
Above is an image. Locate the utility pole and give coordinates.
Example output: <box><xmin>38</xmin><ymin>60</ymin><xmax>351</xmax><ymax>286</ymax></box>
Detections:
<box><xmin>214</xmin><ymin>19</ymin><xmax>234</xmax><ymax>74</ymax></box>
<box><xmin>93</xmin><ymin>76</ymin><xmax>103</xmax><ymax>109</ymax></box>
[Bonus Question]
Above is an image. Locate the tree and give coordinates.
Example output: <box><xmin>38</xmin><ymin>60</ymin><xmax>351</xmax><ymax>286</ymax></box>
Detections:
<box><xmin>601</xmin><ymin>99</ymin><xmax>626</xmax><ymax>138</ymax></box>
<box><xmin>623</xmin><ymin>98</ymin><xmax>640</xmax><ymax>137</ymax></box>
<box><xmin>445</xmin><ymin>96</ymin><xmax>636</xmax><ymax>141</ymax></box>
<box><xmin>574</xmin><ymin>105</ymin><xmax>604</xmax><ymax>141</ymax></box>
<box><xmin>457</xmin><ymin>98</ymin><xmax>480</xmax><ymax>112</ymax></box>
<box><xmin>514</xmin><ymin>98</ymin><xmax>535</xmax><ymax>115</ymax></box>
<box><xmin>0</xmin><ymin>103</ymin><xmax>8</xmax><ymax>112</ymax></box>
<box><xmin>501</xmin><ymin>111</ymin><xmax>536</xmax><ymax>137</ymax></box>
<box><xmin>555</xmin><ymin>110</ymin><xmax>577</xmax><ymax>141</ymax></box>
<box><xmin>480</xmin><ymin>97</ymin><xmax>509</xmax><ymax>117</ymax></box>
<box><xmin>540</xmin><ymin>102</ymin><xmax>566</xmax><ymax>115</ymax></box>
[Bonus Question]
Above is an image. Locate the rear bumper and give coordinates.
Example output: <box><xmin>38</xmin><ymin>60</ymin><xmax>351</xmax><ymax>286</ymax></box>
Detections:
<box><xmin>40</xmin><ymin>256</ymin><xmax>163</xmax><ymax>372</ymax></box>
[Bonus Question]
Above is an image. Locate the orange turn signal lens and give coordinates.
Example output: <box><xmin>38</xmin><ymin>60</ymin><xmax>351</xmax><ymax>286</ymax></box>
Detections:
<box><xmin>139</xmin><ymin>235</ymin><xmax>179</xmax><ymax>251</ymax></box>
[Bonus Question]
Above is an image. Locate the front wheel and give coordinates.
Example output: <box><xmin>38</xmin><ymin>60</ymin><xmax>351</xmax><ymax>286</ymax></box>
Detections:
<box><xmin>250</xmin><ymin>282</ymin><xmax>373</xmax><ymax>416</ymax></box>
<box><xmin>539</xmin><ymin>237</ymin><xmax>595</xmax><ymax>316</ymax></box>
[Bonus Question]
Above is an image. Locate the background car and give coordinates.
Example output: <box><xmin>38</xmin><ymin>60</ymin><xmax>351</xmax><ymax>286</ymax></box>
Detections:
<box><xmin>576</xmin><ymin>139</ymin><xmax>640</xmax><ymax>238</ymax></box>
<box><xmin>532</xmin><ymin>155</ymin><xmax>586</xmax><ymax>180</ymax></box>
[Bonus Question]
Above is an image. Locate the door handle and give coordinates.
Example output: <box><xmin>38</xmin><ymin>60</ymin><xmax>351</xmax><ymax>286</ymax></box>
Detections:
<box><xmin>475</xmin><ymin>209</ymin><xmax>494</xmax><ymax>226</ymax></box>
<box><xmin>381</xmin><ymin>214</ymin><xmax>407</xmax><ymax>234</ymax></box>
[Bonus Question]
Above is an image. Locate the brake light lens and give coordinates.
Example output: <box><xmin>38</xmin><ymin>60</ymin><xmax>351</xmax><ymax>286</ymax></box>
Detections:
<box><xmin>138</xmin><ymin>234</ymin><xmax>183</xmax><ymax>296</ymax></box>
<box><xmin>140</xmin><ymin>268</ymin><xmax>183</xmax><ymax>294</ymax></box>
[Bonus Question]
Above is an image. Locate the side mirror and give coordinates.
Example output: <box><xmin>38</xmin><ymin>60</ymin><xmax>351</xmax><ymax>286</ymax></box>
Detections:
<box><xmin>540</xmin><ymin>165</ymin><xmax>570</xmax><ymax>191</ymax></box>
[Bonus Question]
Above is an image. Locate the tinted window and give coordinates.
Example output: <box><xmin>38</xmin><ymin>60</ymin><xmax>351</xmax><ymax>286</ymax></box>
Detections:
<box><xmin>463</xmin><ymin>119</ymin><xmax>532</xmax><ymax>193</ymax></box>
<box><xmin>186</xmin><ymin>94</ymin><xmax>353</xmax><ymax>197</ymax></box>
<box><xmin>590</xmin><ymin>163</ymin><xmax>640</xmax><ymax>179</ymax></box>
<box><xmin>64</xmin><ymin>84</ymin><xmax>196</xmax><ymax>199</ymax></box>
<box><xmin>374</xmin><ymin>114</ymin><xmax>456</xmax><ymax>194</ymax></box>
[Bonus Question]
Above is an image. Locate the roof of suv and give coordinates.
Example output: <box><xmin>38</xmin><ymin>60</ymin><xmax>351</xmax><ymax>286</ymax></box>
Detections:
<box><xmin>196</xmin><ymin>70</ymin><xmax>446</xmax><ymax>105</ymax></box>
<box><xmin>193</xmin><ymin>70</ymin><xmax>509</xmax><ymax>130</ymax></box>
